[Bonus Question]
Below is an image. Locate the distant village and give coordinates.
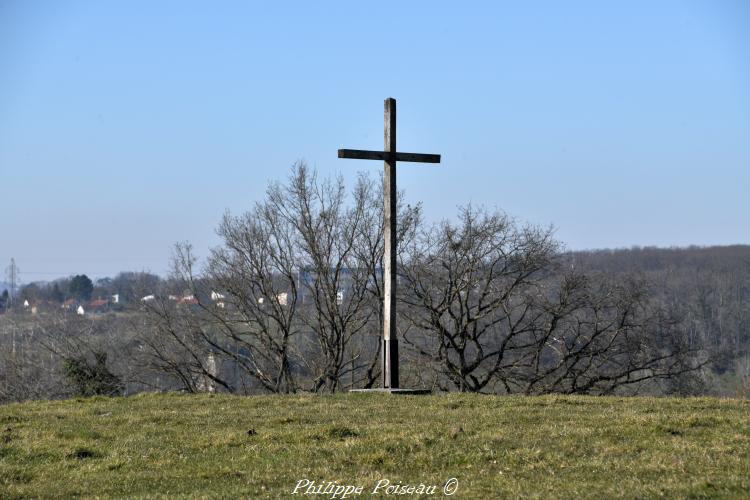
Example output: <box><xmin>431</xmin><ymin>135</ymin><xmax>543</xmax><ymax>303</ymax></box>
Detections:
<box><xmin>20</xmin><ymin>295</ymin><xmax>120</xmax><ymax>316</ymax></box>
<box><xmin>14</xmin><ymin>291</ymin><xmax>227</xmax><ymax>316</ymax></box>
<box><xmin>2</xmin><ymin>269</ymin><xmax>349</xmax><ymax>317</ymax></box>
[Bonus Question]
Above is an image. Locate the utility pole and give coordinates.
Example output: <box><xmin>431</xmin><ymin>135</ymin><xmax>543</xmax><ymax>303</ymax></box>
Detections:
<box><xmin>5</xmin><ymin>258</ymin><xmax>19</xmax><ymax>309</ymax></box>
<box><xmin>4</xmin><ymin>258</ymin><xmax>19</xmax><ymax>359</ymax></box>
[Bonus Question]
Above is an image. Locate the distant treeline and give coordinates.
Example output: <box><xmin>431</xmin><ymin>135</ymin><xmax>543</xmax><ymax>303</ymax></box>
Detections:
<box><xmin>568</xmin><ymin>245</ymin><xmax>750</xmax><ymax>389</ymax></box>
<box><xmin>2</xmin><ymin>272</ymin><xmax>161</xmax><ymax>307</ymax></box>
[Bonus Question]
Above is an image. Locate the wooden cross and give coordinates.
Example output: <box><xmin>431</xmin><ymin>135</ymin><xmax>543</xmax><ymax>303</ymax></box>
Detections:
<box><xmin>338</xmin><ymin>98</ymin><xmax>440</xmax><ymax>389</ymax></box>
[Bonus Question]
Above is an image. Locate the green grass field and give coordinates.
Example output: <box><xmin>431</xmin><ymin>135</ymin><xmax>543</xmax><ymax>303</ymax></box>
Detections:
<box><xmin>0</xmin><ymin>393</ymin><xmax>748</xmax><ymax>498</ymax></box>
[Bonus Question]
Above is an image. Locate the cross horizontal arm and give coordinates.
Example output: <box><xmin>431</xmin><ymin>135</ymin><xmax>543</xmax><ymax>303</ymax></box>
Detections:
<box><xmin>338</xmin><ymin>149</ymin><xmax>440</xmax><ymax>163</ymax></box>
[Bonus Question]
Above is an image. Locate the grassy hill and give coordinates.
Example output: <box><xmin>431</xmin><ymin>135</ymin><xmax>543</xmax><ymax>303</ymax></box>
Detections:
<box><xmin>1</xmin><ymin>393</ymin><xmax>748</xmax><ymax>498</ymax></box>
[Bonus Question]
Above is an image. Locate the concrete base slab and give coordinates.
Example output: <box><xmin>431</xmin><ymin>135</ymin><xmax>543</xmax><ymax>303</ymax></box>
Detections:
<box><xmin>349</xmin><ymin>388</ymin><xmax>432</xmax><ymax>395</ymax></box>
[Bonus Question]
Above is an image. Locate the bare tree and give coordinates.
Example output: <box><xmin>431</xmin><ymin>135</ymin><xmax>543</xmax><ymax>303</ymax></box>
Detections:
<box><xmin>400</xmin><ymin>206</ymin><xmax>558</xmax><ymax>392</ymax></box>
<box><xmin>137</xmin><ymin>246</ymin><xmax>235</xmax><ymax>393</ymax></box>
<box><xmin>400</xmin><ymin>206</ymin><xmax>701</xmax><ymax>394</ymax></box>
<box><xmin>206</xmin><ymin>196</ymin><xmax>304</xmax><ymax>393</ymax></box>
<box><xmin>265</xmin><ymin>164</ymin><xmax>381</xmax><ymax>392</ymax></box>
<box><xmin>515</xmin><ymin>270</ymin><xmax>703</xmax><ymax>395</ymax></box>
<box><xmin>137</xmin><ymin>163</ymin><xmax>422</xmax><ymax>393</ymax></box>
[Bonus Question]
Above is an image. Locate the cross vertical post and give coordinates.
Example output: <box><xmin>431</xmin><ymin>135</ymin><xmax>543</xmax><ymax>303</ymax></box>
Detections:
<box><xmin>383</xmin><ymin>97</ymin><xmax>398</xmax><ymax>388</ymax></box>
<box><xmin>338</xmin><ymin>98</ymin><xmax>440</xmax><ymax>391</ymax></box>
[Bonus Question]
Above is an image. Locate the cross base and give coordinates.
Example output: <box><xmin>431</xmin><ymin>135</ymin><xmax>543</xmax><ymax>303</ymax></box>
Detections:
<box><xmin>349</xmin><ymin>388</ymin><xmax>432</xmax><ymax>395</ymax></box>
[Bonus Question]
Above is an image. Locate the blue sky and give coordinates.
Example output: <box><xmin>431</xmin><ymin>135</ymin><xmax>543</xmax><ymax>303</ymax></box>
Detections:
<box><xmin>1</xmin><ymin>1</ymin><xmax>749</xmax><ymax>281</ymax></box>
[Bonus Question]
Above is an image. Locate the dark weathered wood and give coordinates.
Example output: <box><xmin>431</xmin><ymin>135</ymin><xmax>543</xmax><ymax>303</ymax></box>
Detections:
<box><xmin>338</xmin><ymin>149</ymin><xmax>440</xmax><ymax>163</ymax></box>
<box><xmin>338</xmin><ymin>98</ymin><xmax>440</xmax><ymax>391</ymax></box>
<box><xmin>395</xmin><ymin>152</ymin><xmax>441</xmax><ymax>163</ymax></box>
<box><xmin>383</xmin><ymin>97</ymin><xmax>398</xmax><ymax>388</ymax></box>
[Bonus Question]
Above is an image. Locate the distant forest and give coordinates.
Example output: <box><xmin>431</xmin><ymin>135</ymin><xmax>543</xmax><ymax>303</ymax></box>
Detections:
<box><xmin>569</xmin><ymin>245</ymin><xmax>750</xmax><ymax>390</ymax></box>
<box><xmin>2</xmin><ymin>247</ymin><xmax>749</xmax><ymax>402</ymax></box>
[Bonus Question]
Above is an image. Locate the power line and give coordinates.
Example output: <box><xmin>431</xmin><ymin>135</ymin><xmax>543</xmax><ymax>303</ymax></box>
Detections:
<box><xmin>1</xmin><ymin>265</ymin><xmax>165</xmax><ymax>286</ymax></box>
<box><xmin>17</xmin><ymin>271</ymin><xmax>115</xmax><ymax>276</ymax></box>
